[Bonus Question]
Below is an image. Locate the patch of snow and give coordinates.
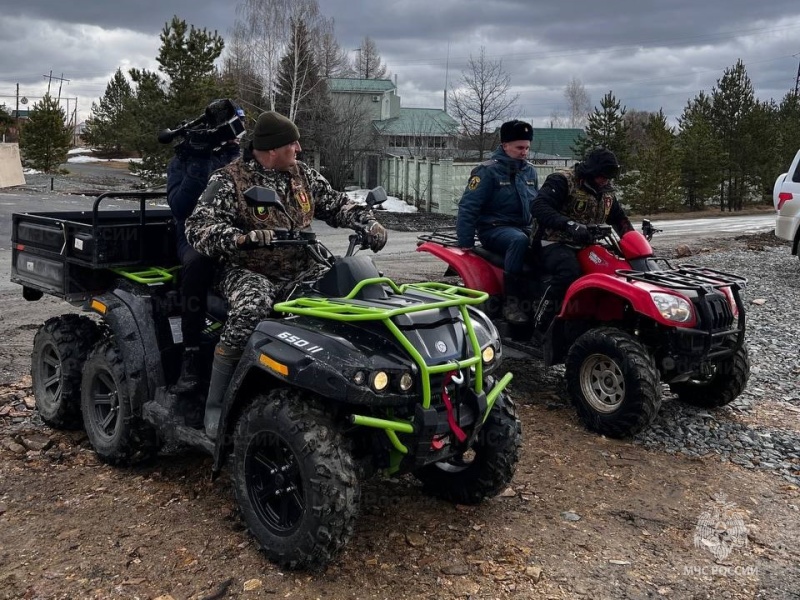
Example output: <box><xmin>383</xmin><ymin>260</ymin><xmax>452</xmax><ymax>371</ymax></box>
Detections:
<box><xmin>345</xmin><ymin>189</ymin><xmax>417</xmax><ymax>213</ymax></box>
<box><xmin>67</xmin><ymin>155</ymin><xmax>142</xmax><ymax>164</ymax></box>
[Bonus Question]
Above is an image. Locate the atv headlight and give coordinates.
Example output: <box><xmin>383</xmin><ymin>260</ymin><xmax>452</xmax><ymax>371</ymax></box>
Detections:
<box><xmin>370</xmin><ymin>371</ymin><xmax>389</xmax><ymax>392</ymax></box>
<box><xmin>650</xmin><ymin>292</ymin><xmax>693</xmax><ymax>323</ymax></box>
<box><xmin>482</xmin><ymin>345</ymin><xmax>495</xmax><ymax>364</ymax></box>
<box><xmin>399</xmin><ymin>371</ymin><xmax>414</xmax><ymax>392</ymax></box>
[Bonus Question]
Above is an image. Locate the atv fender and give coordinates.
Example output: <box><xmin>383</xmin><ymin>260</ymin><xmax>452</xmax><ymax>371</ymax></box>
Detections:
<box><xmin>89</xmin><ymin>288</ymin><xmax>165</xmax><ymax>413</ymax></box>
<box><xmin>211</xmin><ymin>320</ymin><xmax>413</xmax><ymax>473</ymax></box>
<box><xmin>561</xmin><ymin>273</ymin><xmax>696</xmax><ymax>328</ymax></box>
<box><xmin>417</xmin><ymin>242</ymin><xmax>503</xmax><ymax>295</ymax></box>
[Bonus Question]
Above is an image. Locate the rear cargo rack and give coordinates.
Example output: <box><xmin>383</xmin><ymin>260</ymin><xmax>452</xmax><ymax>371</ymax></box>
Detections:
<box><xmin>416</xmin><ymin>228</ymin><xmax>461</xmax><ymax>247</ymax></box>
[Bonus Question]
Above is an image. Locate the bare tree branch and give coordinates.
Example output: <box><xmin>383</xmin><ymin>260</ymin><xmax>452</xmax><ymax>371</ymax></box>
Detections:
<box><xmin>448</xmin><ymin>47</ymin><xmax>518</xmax><ymax>159</ymax></box>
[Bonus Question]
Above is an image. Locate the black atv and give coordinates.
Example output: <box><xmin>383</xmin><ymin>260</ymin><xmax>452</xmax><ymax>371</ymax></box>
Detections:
<box><xmin>12</xmin><ymin>188</ymin><xmax>521</xmax><ymax>570</ymax></box>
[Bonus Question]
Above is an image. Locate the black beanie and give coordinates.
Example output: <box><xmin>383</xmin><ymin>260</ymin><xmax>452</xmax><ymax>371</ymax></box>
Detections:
<box><xmin>252</xmin><ymin>111</ymin><xmax>300</xmax><ymax>151</ymax></box>
<box><xmin>500</xmin><ymin>120</ymin><xmax>533</xmax><ymax>143</ymax></box>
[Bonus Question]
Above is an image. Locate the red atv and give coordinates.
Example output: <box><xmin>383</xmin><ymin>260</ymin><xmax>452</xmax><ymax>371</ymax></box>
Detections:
<box><xmin>417</xmin><ymin>222</ymin><xmax>750</xmax><ymax>437</ymax></box>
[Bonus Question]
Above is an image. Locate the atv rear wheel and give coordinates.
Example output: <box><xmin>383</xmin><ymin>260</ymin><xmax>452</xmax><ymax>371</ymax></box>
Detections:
<box><xmin>565</xmin><ymin>327</ymin><xmax>661</xmax><ymax>438</ymax></box>
<box><xmin>414</xmin><ymin>392</ymin><xmax>521</xmax><ymax>504</ymax></box>
<box><xmin>231</xmin><ymin>389</ymin><xmax>359</xmax><ymax>570</ymax></box>
<box><xmin>31</xmin><ymin>314</ymin><xmax>102</xmax><ymax>429</ymax></box>
<box><xmin>80</xmin><ymin>339</ymin><xmax>160</xmax><ymax>465</ymax></box>
<box><xmin>669</xmin><ymin>346</ymin><xmax>750</xmax><ymax>408</ymax></box>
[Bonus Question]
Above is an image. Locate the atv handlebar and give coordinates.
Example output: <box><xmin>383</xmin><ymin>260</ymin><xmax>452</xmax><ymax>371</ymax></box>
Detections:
<box><xmin>586</xmin><ymin>224</ymin><xmax>613</xmax><ymax>240</ymax></box>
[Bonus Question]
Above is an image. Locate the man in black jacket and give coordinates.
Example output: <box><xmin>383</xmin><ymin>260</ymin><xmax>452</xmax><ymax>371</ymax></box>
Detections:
<box><xmin>530</xmin><ymin>146</ymin><xmax>633</xmax><ymax>331</ymax></box>
<box><xmin>167</xmin><ymin>100</ymin><xmax>244</xmax><ymax>396</ymax></box>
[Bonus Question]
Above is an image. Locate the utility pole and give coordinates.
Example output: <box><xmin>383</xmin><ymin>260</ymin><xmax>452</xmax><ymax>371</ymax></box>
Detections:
<box><xmin>795</xmin><ymin>58</ymin><xmax>800</xmax><ymax>96</ymax></box>
<box><xmin>43</xmin><ymin>72</ymin><xmax>70</xmax><ymax>100</ymax></box>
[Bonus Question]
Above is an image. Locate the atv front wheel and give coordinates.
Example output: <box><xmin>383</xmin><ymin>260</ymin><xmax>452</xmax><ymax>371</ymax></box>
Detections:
<box><xmin>31</xmin><ymin>314</ymin><xmax>102</xmax><ymax>429</ymax></box>
<box><xmin>231</xmin><ymin>389</ymin><xmax>359</xmax><ymax>570</ymax></box>
<box><xmin>81</xmin><ymin>339</ymin><xmax>160</xmax><ymax>465</ymax></box>
<box><xmin>414</xmin><ymin>392</ymin><xmax>521</xmax><ymax>504</ymax></box>
<box><xmin>565</xmin><ymin>327</ymin><xmax>661</xmax><ymax>438</ymax></box>
<box><xmin>669</xmin><ymin>346</ymin><xmax>750</xmax><ymax>408</ymax></box>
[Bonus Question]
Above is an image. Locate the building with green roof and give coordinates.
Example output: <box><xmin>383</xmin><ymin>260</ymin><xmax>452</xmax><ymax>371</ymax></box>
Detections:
<box><xmin>530</xmin><ymin>127</ymin><xmax>585</xmax><ymax>162</ymax></box>
<box><xmin>326</xmin><ymin>78</ymin><xmax>458</xmax><ymax>157</ymax></box>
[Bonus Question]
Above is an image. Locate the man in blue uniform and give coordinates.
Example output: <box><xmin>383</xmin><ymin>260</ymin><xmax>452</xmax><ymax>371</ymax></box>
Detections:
<box><xmin>456</xmin><ymin>119</ymin><xmax>539</xmax><ymax>324</ymax></box>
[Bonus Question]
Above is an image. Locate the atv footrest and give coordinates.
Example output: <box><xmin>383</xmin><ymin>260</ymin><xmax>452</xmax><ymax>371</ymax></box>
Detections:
<box><xmin>143</xmin><ymin>393</ymin><xmax>214</xmax><ymax>454</ymax></box>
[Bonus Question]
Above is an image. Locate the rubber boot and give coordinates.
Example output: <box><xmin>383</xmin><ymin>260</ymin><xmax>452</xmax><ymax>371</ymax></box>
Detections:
<box><xmin>204</xmin><ymin>343</ymin><xmax>242</xmax><ymax>440</ymax></box>
<box><xmin>502</xmin><ymin>272</ymin><xmax>530</xmax><ymax>325</ymax></box>
<box><xmin>171</xmin><ymin>347</ymin><xmax>201</xmax><ymax>394</ymax></box>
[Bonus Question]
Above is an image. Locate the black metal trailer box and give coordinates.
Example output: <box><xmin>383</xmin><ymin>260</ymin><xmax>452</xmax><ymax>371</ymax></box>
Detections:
<box><xmin>11</xmin><ymin>192</ymin><xmax>179</xmax><ymax>302</ymax></box>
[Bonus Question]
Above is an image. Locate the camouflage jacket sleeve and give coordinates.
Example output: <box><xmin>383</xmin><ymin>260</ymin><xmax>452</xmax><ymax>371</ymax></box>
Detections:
<box><xmin>184</xmin><ymin>170</ymin><xmax>244</xmax><ymax>262</ymax></box>
<box><xmin>302</xmin><ymin>164</ymin><xmax>375</xmax><ymax>228</ymax></box>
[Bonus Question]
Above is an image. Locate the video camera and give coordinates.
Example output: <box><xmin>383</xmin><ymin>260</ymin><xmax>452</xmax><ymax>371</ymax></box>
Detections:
<box><xmin>158</xmin><ymin>98</ymin><xmax>245</xmax><ymax>154</ymax></box>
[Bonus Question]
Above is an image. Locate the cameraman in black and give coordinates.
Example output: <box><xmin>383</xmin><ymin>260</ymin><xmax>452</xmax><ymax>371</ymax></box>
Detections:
<box><xmin>165</xmin><ymin>99</ymin><xmax>246</xmax><ymax>399</ymax></box>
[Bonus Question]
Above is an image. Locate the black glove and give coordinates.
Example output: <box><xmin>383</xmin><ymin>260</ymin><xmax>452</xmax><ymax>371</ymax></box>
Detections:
<box><xmin>566</xmin><ymin>221</ymin><xmax>590</xmax><ymax>244</ymax></box>
<box><xmin>237</xmin><ymin>229</ymin><xmax>274</xmax><ymax>249</ymax></box>
<box><xmin>365</xmin><ymin>220</ymin><xmax>388</xmax><ymax>252</ymax></box>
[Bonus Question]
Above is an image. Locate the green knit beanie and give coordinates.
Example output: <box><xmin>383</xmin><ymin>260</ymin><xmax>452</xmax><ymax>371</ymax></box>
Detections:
<box><xmin>252</xmin><ymin>111</ymin><xmax>300</xmax><ymax>151</ymax></box>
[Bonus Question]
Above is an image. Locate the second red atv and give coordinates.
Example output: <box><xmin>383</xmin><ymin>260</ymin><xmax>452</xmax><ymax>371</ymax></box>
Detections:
<box><xmin>417</xmin><ymin>223</ymin><xmax>750</xmax><ymax>437</ymax></box>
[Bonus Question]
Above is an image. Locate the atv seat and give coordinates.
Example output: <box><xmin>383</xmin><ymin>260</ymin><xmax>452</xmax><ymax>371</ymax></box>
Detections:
<box><xmin>472</xmin><ymin>246</ymin><xmax>541</xmax><ymax>278</ymax></box>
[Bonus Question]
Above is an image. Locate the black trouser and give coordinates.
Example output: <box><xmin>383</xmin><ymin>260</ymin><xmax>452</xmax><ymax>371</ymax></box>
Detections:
<box><xmin>178</xmin><ymin>245</ymin><xmax>215</xmax><ymax>348</ymax></box>
<box><xmin>539</xmin><ymin>243</ymin><xmax>582</xmax><ymax>301</ymax></box>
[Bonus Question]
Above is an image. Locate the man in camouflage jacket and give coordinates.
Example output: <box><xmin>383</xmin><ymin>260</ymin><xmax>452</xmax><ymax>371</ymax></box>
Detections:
<box><xmin>529</xmin><ymin>146</ymin><xmax>633</xmax><ymax>332</ymax></box>
<box><xmin>185</xmin><ymin>110</ymin><xmax>387</xmax><ymax>439</ymax></box>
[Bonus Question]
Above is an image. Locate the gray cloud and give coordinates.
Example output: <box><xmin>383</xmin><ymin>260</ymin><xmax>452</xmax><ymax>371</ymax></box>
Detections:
<box><xmin>1</xmin><ymin>0</ymin><xmax>798</xmax><ymax>127</ymax></box>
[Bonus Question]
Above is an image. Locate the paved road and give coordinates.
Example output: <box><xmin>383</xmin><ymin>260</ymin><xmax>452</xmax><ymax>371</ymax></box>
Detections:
<box><xmin>637</xmin><ymin>214</ymin><xmax>776</xmax><ymax>240</ymax></box>
<box><xmin>0</xmin><ymin>189</ymin><xmax>776</xmax><ymax>294</ymax></box>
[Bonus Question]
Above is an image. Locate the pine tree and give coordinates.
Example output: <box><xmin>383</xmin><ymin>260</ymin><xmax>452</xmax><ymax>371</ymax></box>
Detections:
<box><xmin>676</xmin><ymin>92</ymin><xmax>722</xmax><ymax>211</ymax></box>
<box><xmin>776</xmin><ymin>91</ymin><xmax>800</xmax><ymax>173</ymax></box>
<box><xmin>83</xmin><ymin>68</ymin><xmax>136</xmax><ymax>156</ymax></box>
<box><xmin>711</xmin><ymin>60</ymin><xmax>755</xmax><ymax>211</ymax></box>
<box><xmin>19</xmin><ymin>94</ymin><xmax>72</xmax><ymax>173</ymax></box>
<box><xmin>126</xmin><ymin>16</ymin><xmax>229</xmax><ymax>184</ymax></box>
<box><xmin>0</xmin><ymin>104</ymin><xmax>13</xmax><ymax>140</ymax></box>
<box><xmin>625</xmin><ymin>111</ymin><xmax>681</xmax><ymax>214</ymax></box>
<box><xmin>573</xmin><ymin>91</ymin><xmax>628</xmax><ymax>165</ymax></box>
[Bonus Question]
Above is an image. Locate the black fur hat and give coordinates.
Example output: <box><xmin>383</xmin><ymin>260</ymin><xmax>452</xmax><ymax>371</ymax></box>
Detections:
<box><xmin>500</xmin><ymin>120</ymin><xmax>533</xmax><ymax>143</ymax></box>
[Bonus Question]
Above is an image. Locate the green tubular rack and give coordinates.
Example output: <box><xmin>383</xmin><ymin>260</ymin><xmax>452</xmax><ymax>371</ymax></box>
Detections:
<box><xmin>274</xmin><ymin>278</ymin><xmax>514</xmax><ymax>457</ymax></box>
<box><xmin>112</xmin><ymin>265</ymin><xmax>179</xmax><ymax>284</ymax></box>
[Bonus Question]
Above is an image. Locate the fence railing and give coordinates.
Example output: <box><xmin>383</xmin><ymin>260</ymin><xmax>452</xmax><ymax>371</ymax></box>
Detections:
<box><xmin>377</xmin><ymin>155</ymin><xmax>562</xmax><ymax>214</ymax></box>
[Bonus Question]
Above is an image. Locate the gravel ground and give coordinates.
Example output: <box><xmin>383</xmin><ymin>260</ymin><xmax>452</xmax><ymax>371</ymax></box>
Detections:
<box><xmin>15</xmin><ymin>169</ymin><xmax>800</xmax><ymax>489</ymax></box>
<box><xmin>633</xmin><ymin>245</ymin><xmax>800</xmax><ymax>486</ymax></box>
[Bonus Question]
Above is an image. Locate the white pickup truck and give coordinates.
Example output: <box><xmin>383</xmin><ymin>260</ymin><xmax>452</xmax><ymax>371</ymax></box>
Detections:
<box><xmin>774</xmin><ymin>149</ymin><xmax>800</xmax><ymax>258</ymax></box>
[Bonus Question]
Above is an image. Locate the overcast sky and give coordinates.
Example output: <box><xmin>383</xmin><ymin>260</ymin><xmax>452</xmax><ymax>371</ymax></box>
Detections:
<box><xmin>1</xmin><ymin>0</ymin><xmax>799</xmax><ymax>128</ymax></box>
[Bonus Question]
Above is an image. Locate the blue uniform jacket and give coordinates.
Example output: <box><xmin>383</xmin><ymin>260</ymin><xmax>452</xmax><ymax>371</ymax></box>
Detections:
<box><xmin>167</xmin><ymin>144</ymin><xmax>241</xmax><ymax>255</ymax></box>
<box><xmin>455</xmin><ymin>146</ymin><xmax>539</xmax><ymax>248</ymax></box>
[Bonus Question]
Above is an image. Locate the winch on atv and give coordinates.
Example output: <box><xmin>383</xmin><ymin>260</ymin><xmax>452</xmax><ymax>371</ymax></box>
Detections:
<box><xmin>417</xmin><ymin>221</ymin><xmax>749</xmax><ymax>438</ymax></box>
